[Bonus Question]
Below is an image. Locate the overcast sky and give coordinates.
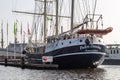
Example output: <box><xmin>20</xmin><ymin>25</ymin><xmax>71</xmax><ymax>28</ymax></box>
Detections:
<box><xmin>0</xmin><ymin>0</ymin><xmax>120</xmax><ymax>47</ymax></box>
<box><xmin>0</xmin><ymin>0</ymin><xmax>34</xmax><ymax>47</ymax></box>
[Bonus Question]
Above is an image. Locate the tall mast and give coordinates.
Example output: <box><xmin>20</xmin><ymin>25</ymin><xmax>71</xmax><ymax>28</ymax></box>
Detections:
<box><xmin>56</xmin><ymin>0</ymin><xmax>59</xmax><ymax>35</ymax></box>
<box><xmin>71</xmin><ymin>0</ymin><xmax>74</xmax><ymax>31</ymax></box>
<box><xmin>44</xmin><ymin>0</ymin><xmax>47</xmax><ymax>43</ymax></box>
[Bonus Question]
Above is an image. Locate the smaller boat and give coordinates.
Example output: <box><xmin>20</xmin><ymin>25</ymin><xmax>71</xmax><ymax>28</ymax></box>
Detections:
<box><xmin>77</xmin><ymin>27</ymin><xmax>113</xmax><ymax>35</ymax></box>
<box><xmin>103</xmin><ymin>44</ymin><xmax>120</xmax><ymax>65</ymax></box>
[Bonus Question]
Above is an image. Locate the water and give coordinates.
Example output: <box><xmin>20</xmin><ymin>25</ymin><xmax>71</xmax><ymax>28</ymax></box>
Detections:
<box><xmin>0</xmin><ymin>65</ymin><xmax>120</xmax><ymax>80</ymax></box>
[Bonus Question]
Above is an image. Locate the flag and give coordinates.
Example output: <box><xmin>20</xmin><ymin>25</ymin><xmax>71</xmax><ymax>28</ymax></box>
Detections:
<box><xmin>27</xmin><ymin>23</ymin><xmax>30</xmax><ymax>35</ymax></box>
<box><xmin>42</xmin><ymin>56</ymin><xmax>53</xmax><ymax>62</ymax></box>
<box><xmin>41</xmin><ymin>23</ymin><xmax>44</xmax><ymax>36</ymax></box>
<box><xmin>1</xmin><ymin>21</ymin><xmax>3</xmax><ymax>34</ymax></box>
<box><xmin>6</xmin><ymin>22</ymin><xmax>8</xmax><ymax>35</ymax></box>
<box><xmin>34</xmin><ymin>23</ymin><xmax>37</xmax><ymax>34</ymax></box>
<box><xmin>1</xmin><ymin>21</ymin><xmax>3</xmax><ymax>48</ymax></box>
<box><xmin>20</xmin><ymin>23</ymin><xmax>22</xmax><ymax>35</ymax></box>
<box><xmin>14</xmin><ymin>22</ymin><xmax>17</xmax><ymax>35</ymax></box>
<box><xmin>47</xmin><ymin>16</ymin><xmax>52</xmax><ymax>21</ymax></box>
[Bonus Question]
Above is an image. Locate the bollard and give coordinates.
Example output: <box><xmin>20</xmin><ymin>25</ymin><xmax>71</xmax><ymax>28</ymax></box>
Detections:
<box><xmin>5</xmin><ymin>58</ymin><xmax>8</xmax><ymax>66</ymax></box>
<box><xmin>21</xmin><ymin>57</ymin><xmax>25</xmax><ymax>69</ymax></box>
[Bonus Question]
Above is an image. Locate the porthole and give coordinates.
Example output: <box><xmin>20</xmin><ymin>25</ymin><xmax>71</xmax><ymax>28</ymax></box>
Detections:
<box><xmin>80</xmin><ymin>39</ymin><xmax>82</xmax><ymax>42</ymax></box>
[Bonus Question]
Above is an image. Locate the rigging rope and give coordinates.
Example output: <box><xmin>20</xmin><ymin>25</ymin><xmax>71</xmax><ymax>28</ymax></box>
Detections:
<box><xmin>82</xmin><ymin>0</ymin><xmax>87</xmax><ymax>16</ymax></box>
<box><xmin>78</xmin><ymin>0</ymin><xmax>84</xmax><ymax>21</ymax></box>
<box><xmin>30</xmin><ymin>1</ymin><xmax>37</xmax><ymax>41</ymax></box>
<box><xmin>87</xmin><ymin>0</ymin><xmax>90</xmax><ymax>14</ymax></box>
<box><xmin>93</xmin><ymin>0</ymin><xmax>97</xmax><ymax>16</ymax></box>
<box><xmin>92</xmin><ymin>0</ymin><xmax>98</xmax><ymax>29</ymax></box>
<box><xmin>85</xmin><ymin>0</ymin><xmax>89</xmax><ymax>15</ymax></box>
<box><xmin>59</xmin><ymin>0</ymin><xmax>63</xmax><ymax>34</ymax></box>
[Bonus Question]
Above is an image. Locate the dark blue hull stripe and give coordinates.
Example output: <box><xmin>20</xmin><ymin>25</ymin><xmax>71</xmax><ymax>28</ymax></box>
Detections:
<box><xmin>44</xmin><ymin>44</ymin><xmax>106</xmax><ymax>57</ymax></box>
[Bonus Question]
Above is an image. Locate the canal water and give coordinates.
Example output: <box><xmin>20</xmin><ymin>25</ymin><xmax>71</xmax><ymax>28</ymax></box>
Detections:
<box><xmin>0</xmin><ymin>65</ymin><xmax>120</xmax><ymax>80</ymax></box>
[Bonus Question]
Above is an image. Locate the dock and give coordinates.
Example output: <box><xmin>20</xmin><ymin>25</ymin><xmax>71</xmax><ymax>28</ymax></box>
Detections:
<box><xmin>0</xmin><ymin>50</ymin><xmax>58</xmax><ymax>69</ymax></box>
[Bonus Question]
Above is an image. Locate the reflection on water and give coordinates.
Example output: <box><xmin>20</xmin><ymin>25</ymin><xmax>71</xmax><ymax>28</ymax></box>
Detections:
<box><xmin>0</xmin><ymin>65</ymin><xmax>120</xmax><ymax>80</ymax></box>
<box><xmin>39</xmin><ymin>68</ymin><xmax>106</xmax><ymax>80</ymax></box>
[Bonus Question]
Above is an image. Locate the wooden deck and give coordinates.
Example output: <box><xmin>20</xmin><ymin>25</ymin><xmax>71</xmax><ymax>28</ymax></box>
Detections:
<box><xmin>0</xmin><ymin>50</ymin><xmax>58</xmax><ymax>69</ymax></box>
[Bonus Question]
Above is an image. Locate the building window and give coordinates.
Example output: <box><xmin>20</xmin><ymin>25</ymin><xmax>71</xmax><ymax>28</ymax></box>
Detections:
<box><xmin>98</xmin><ymin>40</ymin><xmax>101</xmax><ymax>42</ymax></box>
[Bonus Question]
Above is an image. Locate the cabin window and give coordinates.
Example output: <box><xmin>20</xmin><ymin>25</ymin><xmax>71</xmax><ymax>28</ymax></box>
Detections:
<box><xmin>114</xmin><ymin>50</ymin><xmax>115</xmax><ymax>54</ymax></box>
<box><xmin>111</xmin><ymin>50</ymin><xmax>112</xmax><ymax>54</ymax></box>
<box><xmin>69</xmin><ymin>41</ymin><xmax>71</xmax><ymax>44</ymax></box>
<box><xmin>52</xmin><ymin>40</ymin><xmax>53</xmax><ymax>43</ymax></box>
<box><xmin>56</xmin><ymin>43</ymin><xmax>58</xmax><ymax>46</ymax></box>
<box><xmin>117</xmin><ymin>50</ymin><xmax>119</xmax><ymax>54</ymax></box>
<box><xmin>47</xmin><ymin>39</ymin><xmax>50</xmax><ymax>43</ymax></box>
<box><xmin>62</xmin><ymin>43</ymin><xmax>63</xmax><ymax>45</ymax></box>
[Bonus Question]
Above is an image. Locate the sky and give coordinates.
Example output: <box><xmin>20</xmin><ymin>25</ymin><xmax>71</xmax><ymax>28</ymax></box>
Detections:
<box><xmin>100</xmin><ymin>0</ymin><xmax>120</xmax><ymax>44</ymax></box>
<box><xmin>0</xmin><ymin>0</ymin><xmax>120</xmax><ymax>47</ymax></box>
<box><xmin>0</xmin><ymin>0</ymin><xmax>34</xmax><ymax>47</ymax></box>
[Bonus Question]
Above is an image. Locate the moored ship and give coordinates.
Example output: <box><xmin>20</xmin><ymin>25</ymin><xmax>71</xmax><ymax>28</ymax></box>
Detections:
<box><xmin>22</xmin><ymin>0</ymin><xmax>112</xmax><ymax>68</ymax></box>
